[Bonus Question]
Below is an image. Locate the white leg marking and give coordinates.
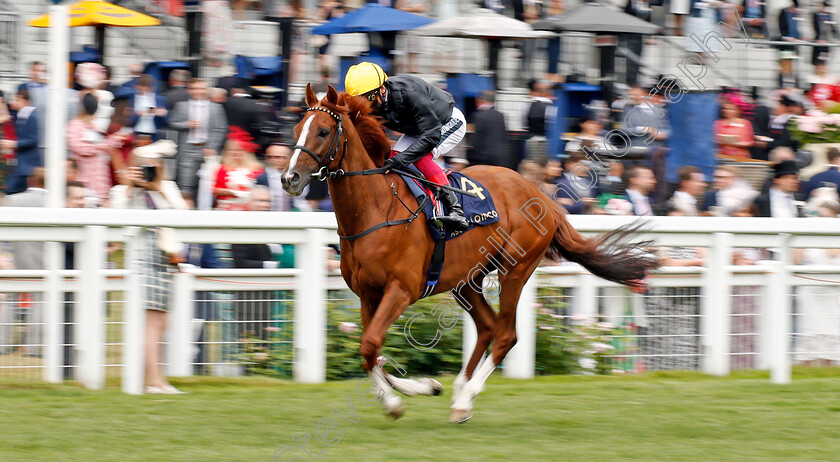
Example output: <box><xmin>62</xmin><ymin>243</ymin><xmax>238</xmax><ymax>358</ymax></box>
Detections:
<box><xmin>452</xmin><ymin>357</ymin><xmax>496</xmax><ymax>411</ymax></box>
<box><xmin>451</xmin><ymin>369</ymin><xmax>469</xmax><ymax>406</ymax></box>
<box><xmin>386</xmin><ymin>373</ymin><xmax>442</xmax><ymax>396</ymax></box>
<box><xmin>287</xmin><ymin>115</ymin><xmax>314</xmax><ymax>173</ymax></box>
<box><xmin>370</xmin><ymin>367</ymin><xmax>402</xmax><ymax>413</ymax></box>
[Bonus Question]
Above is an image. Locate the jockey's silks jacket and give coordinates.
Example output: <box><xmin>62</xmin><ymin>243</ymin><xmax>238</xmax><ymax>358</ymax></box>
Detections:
<box><xmin>377</xmin><ymin>75</ymin><xmax>455</xmax><ymax>167</ymax></box>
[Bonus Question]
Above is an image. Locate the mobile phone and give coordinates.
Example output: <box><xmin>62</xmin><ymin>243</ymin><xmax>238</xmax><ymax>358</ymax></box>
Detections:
<box><xmin>141</xmin><ymin>164</ymin><xmax>156</xmax><ymax>183</ymax></box>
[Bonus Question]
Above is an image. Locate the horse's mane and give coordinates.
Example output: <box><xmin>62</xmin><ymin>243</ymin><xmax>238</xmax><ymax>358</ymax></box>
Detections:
<box><xmin>321</xmin><ymin>94</ymin><xmax>390</xmax><ymax>167</ymax></box>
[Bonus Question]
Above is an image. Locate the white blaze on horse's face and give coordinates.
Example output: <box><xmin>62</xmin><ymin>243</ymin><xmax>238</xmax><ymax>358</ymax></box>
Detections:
<box><xmin>282</xmin><ymin>114</ymin><xmax>315</xmax><ymax>196</ymax></box>
<box><xmin>287</xmin><ymin>114</ymin><xmax>314</xmax><ymax>175</ymax></box>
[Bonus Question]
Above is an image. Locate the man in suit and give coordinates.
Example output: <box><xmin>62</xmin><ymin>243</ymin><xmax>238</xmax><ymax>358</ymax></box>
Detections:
<box><xmin>467</xmin><ymin>90</ymin><xmax>509</xmax><ymax>168</ymax></box>
<box><xmin>805</xmin><ymin>147</ymin><xmax>840</xmax><ymax>199</ymax></box>
<box><xmin>3</xmin><ymin>89</ymin><xmax>42</xmax><ymax>195</ymax></box>
<box><xmin>17</xmin><ymin>61</ymin><xmax>46</xmax><ymax>116</ymax></box>
<box><xmin>666</xmin><ymin>166</ymin><xmax>706</xmax><ymax>216</ymax></box>
<box><xmin>812</xmin><ymin>1</ymin><xmax>838</xmax><ymax>64</ymax></box>
<box><xmin>701</xmin><ymin>164</ymin><xmax>758</xmax><ymax>216</ymax></box>
<box><xmin>741</xmin><ymin>0</ymin><xmax>767</xmax><ymax>38</ymax></box>
<box><xmin>128</xmin><ymin>74</ymin><xmax>169</xmax><ymax>141</ymax></box>
<box><xmin>555</xmin><ymin>151</ymin><xmax>598</xmax><ymax>214</ymax></box>
<box><xmin>169</xmin><ymin>78</ymin><xmax>228</xmax><ymax>201</ymax></box>
<box><xmin>768</xmin><ymin>94</ymin><xmax>803</xmax><ymax>154</ymax></box>
<box><xmin>162</xmin><ymin>69</ymin><xmax>191</xmax><ymax>109</ymax></box>
<box><xmin>778</xmin><ymin>0</ymin><xmax>802</xmax><ymax>42</ymax></box>
<box><xmin>777</xmin><ymin>52</ymin><xmax>802</xmax><ymax>90</ymax></box>
<box><xmin>225</xmin><ymin>84</ymin><xmax>268</xmax><ymax>149</ymax></box>
<box><xmin>624</xmin><ymin>165</ymin><xmax>657</xmax><ymax>216</ymax></box>
<box><xmin>753</xmin><ymin>160</ymin><xmax>803</xmax><ymax>217</ymax></box>
<box><xmin>256</xmin><ymin>144</ymin><xmax>311</xmax><ymax>211</ymax></box>
<box><xmin>2</xmin><ymin>168</ymin><xmax>46</xmax><ymax>356</ymax></box>
<box><xmin>524</xmin><ymin>79</ymin><xmax>554</xmax><ymax>139</ymax></box>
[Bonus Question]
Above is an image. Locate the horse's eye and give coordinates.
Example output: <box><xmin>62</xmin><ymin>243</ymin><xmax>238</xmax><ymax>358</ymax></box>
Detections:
<box><xmin>318</xmin><ymin>128</ymin><xmax>329</xmax><ymax>138</ymax></box>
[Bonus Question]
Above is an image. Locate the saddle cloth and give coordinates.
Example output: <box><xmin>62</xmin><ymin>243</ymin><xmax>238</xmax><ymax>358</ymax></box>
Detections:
<box><xmin>400</xmin><ymin>166</ymin><xmax>500</xmax><ymax>241</ymax></box>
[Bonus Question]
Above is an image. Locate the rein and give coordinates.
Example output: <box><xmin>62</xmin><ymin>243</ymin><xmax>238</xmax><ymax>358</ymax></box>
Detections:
<box><xmin>293</xmin><ymin>106</ymin><xmax>475</xmax><ymax>194</ymax></box>
<box><xmin>293</xmin><ymin>105</ymin><xmax>474</xmax><ymax>241</ymax></box>
<box><xmin>294</xmin><ymin>106</ymin><xmax>423</xmax><ymax>241</ymax></box>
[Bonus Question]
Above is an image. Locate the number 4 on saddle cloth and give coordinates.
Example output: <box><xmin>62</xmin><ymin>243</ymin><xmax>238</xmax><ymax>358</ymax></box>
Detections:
<box><xmin>399</xmin><ymin>165</ymin><xmax>500</xmax><ymax>240</ymax></box>
<box><xmin>398</xmin><ymin>165</ymin><xmax>501</xmax><ymax>298</ymax></box>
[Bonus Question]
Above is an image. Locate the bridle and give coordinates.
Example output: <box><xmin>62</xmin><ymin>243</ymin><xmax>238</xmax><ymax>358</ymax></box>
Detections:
<box><xmin>292</xmin><ymin>106</ymin><xmax>352</xmax><ymax>181</ymax></box>
<box><xmin>290</xmin><ymin>102</ymin><xmax>476</xmax><ymax>241</ymax></box>
<box><xmin>290</xmin><ymin>105</ymin><xmax>423</xmax><ymax>241</ymax></box>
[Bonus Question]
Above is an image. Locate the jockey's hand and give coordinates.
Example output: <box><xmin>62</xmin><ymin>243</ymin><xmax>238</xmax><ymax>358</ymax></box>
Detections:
<box><xmin>383</xmin><ymin>156</ymin><xmax>403</xmax><ymax>171</ymax></box>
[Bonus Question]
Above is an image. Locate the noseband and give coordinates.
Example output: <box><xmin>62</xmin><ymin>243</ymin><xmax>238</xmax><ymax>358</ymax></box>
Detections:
<box><xmin>292</xmin><ymin>106</ymin><xmax>348</xmax><ymax>181</ymax></box>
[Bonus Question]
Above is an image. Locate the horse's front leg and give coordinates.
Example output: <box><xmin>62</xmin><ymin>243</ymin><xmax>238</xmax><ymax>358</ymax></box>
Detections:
<box><xmin>360</xmin><ymin>283</ymin><xmax>412</xmax><ymax>419</ymax></box>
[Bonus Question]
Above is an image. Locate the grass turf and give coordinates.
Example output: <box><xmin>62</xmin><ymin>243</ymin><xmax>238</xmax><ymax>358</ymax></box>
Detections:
<box><xmin>1</xmin><ymin>369</ymin><xmax>839</xmax><ymax>461</ymax></box>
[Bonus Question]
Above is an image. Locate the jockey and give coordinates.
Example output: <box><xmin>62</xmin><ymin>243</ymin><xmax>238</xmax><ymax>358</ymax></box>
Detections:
<box><xmin>344</xmin><ymin>62</ymin><xmax>469</xmax><ymax>231</ymax></box>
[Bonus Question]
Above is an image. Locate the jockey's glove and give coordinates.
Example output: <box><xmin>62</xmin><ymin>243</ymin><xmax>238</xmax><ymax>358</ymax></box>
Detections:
<box><xmin>383</xmin><ymin>156</ymin><xmax>405</xmax><ymax>171</ymax></box>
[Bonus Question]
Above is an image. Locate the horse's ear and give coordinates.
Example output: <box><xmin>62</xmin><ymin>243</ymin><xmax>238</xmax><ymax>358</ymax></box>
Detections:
<box><xmin>336</xmin><ymin>92</ymin><xmax>347</xmax><ymax>109</ymax></box>
<box><xmin>326</xmin><ymin>84</ymin><xmax>339</xmax><ymax>105</ymax></box>
<box><xmin>304</xmin><ymin>83</ymin><xmax>318</xmax><ymax>107</ymax></box>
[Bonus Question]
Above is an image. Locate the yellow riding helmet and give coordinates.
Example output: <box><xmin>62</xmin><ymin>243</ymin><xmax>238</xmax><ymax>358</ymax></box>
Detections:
<box><xmin>345</xmin><ymin>62</ymin><xmax>388</xmax><ymax>97</ymax></box>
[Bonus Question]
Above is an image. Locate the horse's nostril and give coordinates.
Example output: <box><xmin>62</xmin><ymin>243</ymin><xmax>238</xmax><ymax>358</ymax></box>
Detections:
<box><xmin>282</xmin><ymin>172</ymin><xmax>301</xmax><ymax>190</ymax></box>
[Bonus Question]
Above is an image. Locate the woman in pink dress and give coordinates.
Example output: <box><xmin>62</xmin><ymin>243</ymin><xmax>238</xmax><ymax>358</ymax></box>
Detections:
<box><xmin>713</xmin><ymin>99</ymin><xmax>754</xmax><ymax>159</ymax></box>
<box><xmin>67</xmin><ymin>93</ymin><xmax>125</xmax><ymax>204</ymax></box>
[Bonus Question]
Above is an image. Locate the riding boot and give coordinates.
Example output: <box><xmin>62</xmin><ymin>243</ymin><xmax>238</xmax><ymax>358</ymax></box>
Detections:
<box><xmin>435</xmin><ymin>187</ymin><xmax>469</xmax><ymax>231</ymax></box>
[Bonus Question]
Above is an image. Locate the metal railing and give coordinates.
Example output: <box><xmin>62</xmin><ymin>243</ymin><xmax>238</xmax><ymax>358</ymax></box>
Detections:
<box><xmin>0</xmin><ymin>11</ymin><xmax>20</xmax><ymax>74</ymax></box>
<box><xmin>2</xmin><ymin>210</ymin><xmax>840</xmax><ymax>393</ymax></box>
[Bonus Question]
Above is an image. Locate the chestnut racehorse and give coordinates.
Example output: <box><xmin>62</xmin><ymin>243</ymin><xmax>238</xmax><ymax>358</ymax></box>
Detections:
<box><xmin>282</xmin><ymin>84</ymin><xmax>658</xmax><ymax>423</ymax></box>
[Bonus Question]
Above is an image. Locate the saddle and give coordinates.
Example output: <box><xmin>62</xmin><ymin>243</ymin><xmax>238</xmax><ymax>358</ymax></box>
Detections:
<box><xmin>398</xmin><ymin>167</ymin><xmax>500</xmax><ymax>298</ymax></box>
<box><xmin>399</xmin><ymin>166</ymin><xmax>500</xmax><ymax>241</ymax></box>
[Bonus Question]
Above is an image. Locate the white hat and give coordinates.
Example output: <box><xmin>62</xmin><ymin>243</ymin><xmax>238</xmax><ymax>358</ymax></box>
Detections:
<box><xmin>133</xmin><ymin>139</ymin><xmax>177</xmax><ymax>159</ymax></box>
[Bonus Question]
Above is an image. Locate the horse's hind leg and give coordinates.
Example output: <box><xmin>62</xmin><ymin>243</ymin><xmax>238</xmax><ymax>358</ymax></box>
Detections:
<box><xmin>449</xmin><ymin>280</ymin><xmax>497</xmax><ymax>423</ymax></box>
<box><xmin>359</xmin><ymin>285</ymin><xmax>411</xmax><ymax>419</ymax></box>
<box><xmin>450</xmin><ymin>259</ymin><xmax>541</xmax><ymax>423</ymax></box>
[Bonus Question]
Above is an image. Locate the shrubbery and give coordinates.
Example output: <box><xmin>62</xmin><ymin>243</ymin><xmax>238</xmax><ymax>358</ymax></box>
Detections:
<box><xmin>239</xmin><ymin>288</ymin><xmax>627</xmax><ymax>380</ymax></box>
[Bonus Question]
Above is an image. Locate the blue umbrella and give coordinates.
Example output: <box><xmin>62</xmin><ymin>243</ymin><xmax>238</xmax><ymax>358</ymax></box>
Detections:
<box><xmin>311</xmin><ymin>4</ymin><xmax>434</xmax><ymax>35</ymax></box>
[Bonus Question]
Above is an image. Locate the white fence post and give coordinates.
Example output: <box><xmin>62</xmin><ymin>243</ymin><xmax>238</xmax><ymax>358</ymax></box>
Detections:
<box><xmin>122</xmin><ymin>227</ymin><xmax>145</xmax><ymax>394</ymax></box>
<box><xmin>701</xmin><ymin>232</ymin><xmax>732</xmax><ymax>376</ymax></box>
<box><xmin>42</xmin><ymin>241</ymin><xmax>62</xmax><ymax>383</ymax></box>
<box><xmin>77</xmin><ymin>225</ymin><xmax>106</xmax><ymax>390</ymax></box>
<box><xmin>577</xmin><ymin>272</ymin><xmax>597</xmax><ymax>320</ymax></box>
<box><xmin>503</xmin><ymin>270</ymin><xmax>537</xmax><ymax>379</ymax></box>
<box><xmin>294</xmin><ymin>228</ymin><xmax>327</xmax><ymax>383</ymax></box>
<box><xmin>767</xmin><ymin>259</ymin><xmax>792</xmax><ymax>384</ymax></box>
<box><xmin>167</xmin><ymin>269</ymin><xmax>195</xmax><ymax>377</ymax></box>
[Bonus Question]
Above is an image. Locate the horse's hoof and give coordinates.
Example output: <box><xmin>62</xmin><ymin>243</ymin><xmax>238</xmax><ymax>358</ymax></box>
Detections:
<box><xmin>449</xmin><ymin>408</ymin><xmax>472</xmax><ymax>424</ymax></box>
<box><xmin>420</xmin><ymin>378</ymin><xmax>444</xmax><ymax>396</ymax></box>
<box><xmin>387</xmin><ymin>403</ymin><xmax>406</xmax><ymax>420</ymax></box>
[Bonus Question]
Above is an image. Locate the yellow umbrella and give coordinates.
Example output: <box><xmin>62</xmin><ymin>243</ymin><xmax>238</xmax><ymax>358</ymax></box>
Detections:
<box><xmin>29</xmin><ymin>1</ymin><xmax>161</xmax><ymax>64</ymax></box>
<box><xmin>29</xmin><ymin>0</ymin><xmax>161</xmax><ymax>28</ymax></box>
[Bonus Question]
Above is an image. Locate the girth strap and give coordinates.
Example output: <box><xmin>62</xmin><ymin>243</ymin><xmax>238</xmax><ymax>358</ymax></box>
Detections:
<box><xmin>421</xmin><ymin>236</ymin><xmax>446</xmax><ymax>298</ymax></box>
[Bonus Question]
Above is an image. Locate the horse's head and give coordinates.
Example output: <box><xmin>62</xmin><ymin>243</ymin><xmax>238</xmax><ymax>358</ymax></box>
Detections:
<box><xmin>282</xmin><ymin>83</ymin><xmax>348</xmax><ymax>196</ymax></box>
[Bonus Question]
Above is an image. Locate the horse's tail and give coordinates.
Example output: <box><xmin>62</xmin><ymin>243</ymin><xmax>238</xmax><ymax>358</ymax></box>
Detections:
<box><xmin>546</xmin><ymin>210</ymin><xmax>659</xmax><ymax>287</ymax></box>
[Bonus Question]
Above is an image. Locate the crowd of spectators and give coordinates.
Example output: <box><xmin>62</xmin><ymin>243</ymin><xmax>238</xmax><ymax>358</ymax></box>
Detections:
<box><xmin>4</xmin><ymin>0</ymin><xmax>840</xmax><ymax>377</ymax></box>
<box><xmin>0</xmin><ymin>61</ymin><xmax>336</xmax><ymax>389</ymax></box>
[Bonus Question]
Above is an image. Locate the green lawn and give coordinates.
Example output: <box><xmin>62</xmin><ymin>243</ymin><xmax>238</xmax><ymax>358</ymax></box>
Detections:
<box><xmin>1</xmin><ymin>369</ymin><xmax>839</xmax><ymax>462</ymax></box>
